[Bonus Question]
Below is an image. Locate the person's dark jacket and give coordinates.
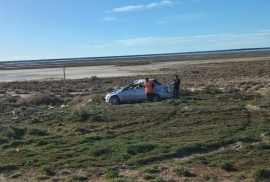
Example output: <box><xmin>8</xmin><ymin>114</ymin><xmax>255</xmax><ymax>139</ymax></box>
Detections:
<box><xmin>172</xmin><ymin>78</ymin><xmax>180</xmax><ymax>90</ymax></box>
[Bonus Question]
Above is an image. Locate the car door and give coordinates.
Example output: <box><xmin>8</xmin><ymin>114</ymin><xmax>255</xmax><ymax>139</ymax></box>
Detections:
<box><xmin>133</xmin><ymin>86</ymin><xmax>146</xmax><ymax>101</ymax></box>
<box><xmin>118</xmin><ymin>87</ymin><xmax>135</xmax><ymax>102</ymax></box>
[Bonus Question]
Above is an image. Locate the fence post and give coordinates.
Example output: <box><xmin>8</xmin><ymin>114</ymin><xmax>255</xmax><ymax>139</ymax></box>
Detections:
<box><xmin>63</xmin><ymin>66</ymin><xmax>66</xmax><ymax>93</ymax></box>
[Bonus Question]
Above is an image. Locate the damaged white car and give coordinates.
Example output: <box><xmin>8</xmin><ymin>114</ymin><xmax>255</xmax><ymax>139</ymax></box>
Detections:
<box><xmin>105</xmin><ymin>78</ymin><xmax>172</xmax><ymax>105</ymax></box>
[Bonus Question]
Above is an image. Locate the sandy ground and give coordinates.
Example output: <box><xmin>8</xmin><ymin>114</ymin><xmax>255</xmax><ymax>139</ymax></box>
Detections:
<box><xmin>0</xmin><ymin>56</ymin><xmax>270</xmax><ymax>82</ymax></box>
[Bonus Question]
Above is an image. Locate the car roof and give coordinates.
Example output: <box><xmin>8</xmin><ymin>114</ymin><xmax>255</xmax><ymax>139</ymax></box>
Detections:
<box><xmin>133</xmin><ymin>78</ymin><xmax>156</xmax><ymax>85</ymax></box>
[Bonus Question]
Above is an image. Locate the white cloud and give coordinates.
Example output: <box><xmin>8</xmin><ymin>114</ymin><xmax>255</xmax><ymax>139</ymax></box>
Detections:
<box><xmin>90</xmin><ymin>30</ymin><xmax>270</xmax><ymax>49</ymax></box>
<box><xmin>160</xmin><ymin>0</ymin><xmax>173</xmax><ymax>6</ymax></box>
<box><xmin>108</xmin><ymin>5</ymin><xmax>144</xmax><ymax>13</ymax></box>
<box><xmin>92</xmin><ymin>45</ymin><xmax>112</xmax><ymax>48</ymax></box>
<box><xmin>107</xmin><ymin>0</ymin><xmax>176</xmax><ymax>13</ymax></box>
<box><xmin>147</xmin><ymin>3</ymin><xmax>159</xmax><ymax>8</ymax></box>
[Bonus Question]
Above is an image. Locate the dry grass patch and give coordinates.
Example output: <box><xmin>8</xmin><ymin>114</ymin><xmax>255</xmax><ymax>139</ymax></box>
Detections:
<box><xmin>245</xmin><ymin>104</ymin><xmax>261</xmax><ymax>111</ymax></box>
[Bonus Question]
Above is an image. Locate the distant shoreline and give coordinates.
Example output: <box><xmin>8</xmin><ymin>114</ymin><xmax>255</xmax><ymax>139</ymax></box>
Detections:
<box><xmin>1</xmin><ymin>49</ymin><xmax>270</xmax><ymax>70</ymax></box>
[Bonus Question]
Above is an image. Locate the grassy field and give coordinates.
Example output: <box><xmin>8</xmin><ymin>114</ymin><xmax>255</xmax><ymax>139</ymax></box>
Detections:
<box><xmin>1</xmin><ymin>53</ymin><xmax>270</xmax><ymax>181</ymax></box>
<box><xmin>1</xmin><ymin>90</ymin><xmax>270</xmax><ymax>181</ymax></box>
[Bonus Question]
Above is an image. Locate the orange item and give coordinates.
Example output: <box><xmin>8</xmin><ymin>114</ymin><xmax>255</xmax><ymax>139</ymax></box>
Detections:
<box><xmin>143</xmin><ymin>81</ymin><xmax>154</xmax><ymax>94</ymax></box>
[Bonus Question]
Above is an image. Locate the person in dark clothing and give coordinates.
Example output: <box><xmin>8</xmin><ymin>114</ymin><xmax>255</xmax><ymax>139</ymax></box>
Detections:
<box><xmin>172</xmin><ymin>75</ymin><xmax>180</xmax><ymax>99</ymax></box>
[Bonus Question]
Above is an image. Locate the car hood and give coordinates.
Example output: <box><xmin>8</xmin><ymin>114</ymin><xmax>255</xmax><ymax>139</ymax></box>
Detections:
<box><xmin>106</xmin><ymin>89</ymin><xmax>122</xmax><ymax>96</ymax></box>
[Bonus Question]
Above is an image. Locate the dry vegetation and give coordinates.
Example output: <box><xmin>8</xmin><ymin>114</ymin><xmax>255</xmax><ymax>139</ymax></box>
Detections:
<box><xmin>0</xmin><ymin>51</ymin><xmax>270</xmax><ymax>181</ymax></box>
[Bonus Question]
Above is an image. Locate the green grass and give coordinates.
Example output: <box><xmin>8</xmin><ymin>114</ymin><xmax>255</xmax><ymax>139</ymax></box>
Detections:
<box><xmin>0</xmin><ymin>92</ymin><xmax>270</xmax><ymax>181</ymax></box>
<box><xmin>103</xmin><ymin>168</ymin><xmax>119</xmax><ymax>179</ymax></box>
<box><xmin>252</xmin><ymin>168</ymin><xmax>270</xmax><ymax>180</ymax></box>
<box><xmin>173</xmin><ymin>166</ymin><xmax>191</xmax><ymax>177</ymax></box>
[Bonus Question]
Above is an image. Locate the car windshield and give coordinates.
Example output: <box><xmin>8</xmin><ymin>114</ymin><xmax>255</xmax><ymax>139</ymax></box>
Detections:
<box><xmin>152</xmin><ymin>79</ymin><xmax>161</xmax><ymax>85</ymax></box>
<box><xmin>122</xmin><ymin>83</ymin><xmax>136</xmax><ymax>90</ymax></box>
<box><xmin>122</xmin><ymin>78</ymin><xmax>161</xmax><ymax>90</ymax></box>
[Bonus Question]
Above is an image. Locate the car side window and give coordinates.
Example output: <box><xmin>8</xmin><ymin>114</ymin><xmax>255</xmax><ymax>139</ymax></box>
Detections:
<box><xmin>134</xmin><ymin>84</ymin><xmax>142</xmax><ymax>89</ymax></box>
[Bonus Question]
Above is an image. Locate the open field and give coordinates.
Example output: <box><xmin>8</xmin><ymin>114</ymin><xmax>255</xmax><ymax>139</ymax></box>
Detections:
<box><xmin>1</xmin><ymin>51</ymin><xmax>270</xmax><ymax>181</ymax></box>
<box><xmin>0</xmin><ymin>50</ymin><xmax>270</xmax><ymax>82</ymax></box>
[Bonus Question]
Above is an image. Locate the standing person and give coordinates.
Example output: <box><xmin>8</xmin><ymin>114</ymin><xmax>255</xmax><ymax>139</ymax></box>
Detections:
<box><xmin>143</xmin><ymin>78</ymin><xmax>154</xmax><ymax>102</ymax></box>
<box><xmin>172</xmin><ymin>75</ymin><xmax>181</xmax><ymax>99</ymax></box>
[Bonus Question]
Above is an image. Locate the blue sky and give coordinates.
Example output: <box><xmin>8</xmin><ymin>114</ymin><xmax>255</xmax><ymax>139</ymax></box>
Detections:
<box><xmin>1</xmin><ymin>0</ymin><xmax>270</xmax><ymax>61</ymax></box>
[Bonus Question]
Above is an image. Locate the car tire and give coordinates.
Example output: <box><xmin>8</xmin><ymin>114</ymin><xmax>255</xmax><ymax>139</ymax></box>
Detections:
<box><xmin>153</xmin><ymin>94</ymin><xmax>160</xmax><ymax>102</ymax></box>
<box><xmin>109</xmin><ymin>96</ymin><xmax>120</xmax><ymax>105</ymax></box>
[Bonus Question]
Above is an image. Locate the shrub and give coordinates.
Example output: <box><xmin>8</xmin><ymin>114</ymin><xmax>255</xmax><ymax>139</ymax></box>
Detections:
<box><xmin>193</xmin><ymin>154</ymin><xmax>208</xmax><ymax>164</ymax></box>
<box><xmin>173</xmin><ymin>166</ymin><xmax>191</xmax><ymax>177</ymax></box>
<box><xmin>156</xmin><ymin>177</ymin><xmax>166</xmax><ymax>182</ymax></box>
<box><xmin>126</xmin><ymin>143</ymin><xmax>157</xmax><ymax>155</ymax></box>
<box><xmin>28</xmin><ymin>128</ymin><xmax>48</xmax><ymax>136</ymax></box>
<box><xmin>92</xmin><ymin>146</ymin><xmax>112</xmax><ymax>157</ymax></box>
<box><xmin>35</xmin><ymin>139</ymin><xmax>49</xmax><ymax>146</ymax></box>
<box><xmin>103</xmin><ymin>168</ymin><xmax>119</xmax><ymax>179</ymax></box>
<box><xmin>210</xmin><ymin>159</ymin><xmax>232</xmax><ymax>171</ymax></box>
<box><xmin>67</xmin><ymin>175</ymin><xmax>88</xmax><ymax>182</ymax></box>
<box><xmin>18</xmin><ymin>94</ymin><xmax>61</xmax><ymax>105</ymax></box>
<box><xmin>223</xmin><ymin>85</ymin><xmax>239</xmax><ymax>93</ymax></box>
<box><xmin>39</xmin><ymin>165</ymin><xmax>55</xmax><ymax>176</ymax></box>
<box><xmin>264</xmin><ymin>88</ymin><xmax>270</xmax><ymax>103</ymax></box>
<box><xmin>5</xmin><ymin>96</ymin><xmax>18</xmax><ymax>103</ymax></box>
<box><xmin>68</xmin><ymin>96</ymin><xmax>84</xmax><ymax>105</ymax></box>
<box><xmin>1</xmin><ymin>126</ymin><xmax>25</xmax><ymax>139</ymax></box>
<box><xmin>252</xmin><ymin>168</ymin><xmax>270</xmax><ymax>180</ymax></box>
<box><xmin>71</xmin><ymin>105</ymin><xmax>91</xmax><ymax>121</ymax></box>
<box><xmin>91</xmin><ymin>75</ymin><xmax>98</xmax><ymax>80</ymax></box>
<box><xmin>0</xmin><ymin>138</ymin><xmax>8</xmax><ymax>145</ymax></box>
<box><xmin>194</xmin><ymin>87</ymin><xmax>221</xmax><ymax>95</ymax></box>
<box><xmin>29</xmin><ymin>118</ymin><xmax>42</xmax><ymax>124</ymax></box>
<box><xmin>88</xmin><ymin>94</ymin><xmax>104</xmax><ymax>103</ymax></box>
<box><xmin>142</xmin><ymin>165</ymin><xmax>160</xmax><ymax>173</ymax></box>
<box><xmin>91</xmin><ymin>114</ymin><xmax>106</xmax><ymax>122</ymax></box>
<box><xmin>73</xmin><ymin>127</ymin><xmax>89</xmax><ymax>134</ymax></box>
<box><xmin>143</xmin><ymin>174</ymin><xmax>155</xmax><ymax>180</ymax></box>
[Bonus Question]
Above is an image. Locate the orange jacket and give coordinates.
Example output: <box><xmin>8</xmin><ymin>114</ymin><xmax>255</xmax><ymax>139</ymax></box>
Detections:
<box><xmin>143</xmin><ymin>81</ymin><xmax>154</xmax><ymax>94</ymax></box>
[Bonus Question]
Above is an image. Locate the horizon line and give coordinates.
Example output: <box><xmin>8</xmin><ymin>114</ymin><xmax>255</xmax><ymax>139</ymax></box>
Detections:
<box><xmin>1</xmin><ymin>47</ymin><xmax>270</xmax><ymax>64</ymax></box>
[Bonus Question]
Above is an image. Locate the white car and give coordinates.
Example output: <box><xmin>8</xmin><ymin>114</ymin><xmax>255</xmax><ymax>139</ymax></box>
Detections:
<box><xmin>105</xmin><ymin>78</ymin><xmax>172</xmax><ymax>105</ymax></box>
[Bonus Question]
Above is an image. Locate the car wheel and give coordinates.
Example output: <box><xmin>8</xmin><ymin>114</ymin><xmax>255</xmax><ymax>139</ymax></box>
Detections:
<box><xmin>153</xmin><ymin>94</ymin><xmax>160</xmax><ymax>102</ymax></box>
<box><xmin>109</xmin><ymin>96</ymin><xmax>120</xmax><ymax>105</ymax></box>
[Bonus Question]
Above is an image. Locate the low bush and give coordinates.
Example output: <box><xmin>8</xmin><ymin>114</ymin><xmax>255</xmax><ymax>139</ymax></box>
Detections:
<box><xmin>103</xmin><ymin>168</ymin><xmax>119</xmax><ymax>179</ymax></box>
<box><xmin>91</xmin><ymin>146</ymin><xmax>112</xmax><ymax>157</ymax></box>
<box><xmin>252</xmin><ymin>168</ymin><xmax>270</xmax><ymax>180</ymax></box>
<box><xmin>18</xmin><ymin>94</ymin><xmax>62</xmax><ymax>105</ymax></box>
<box><xmin>1</xmin><ymin>126</ymin><xmax>25</xmax><ymax>139</ymax></box>
<box><xmin>143</xmin><ymin>174</ymin><xmax>155</xmax><ymax>180</ymax></box>
<box><xmin>39</xmin><ymin>165</ymin><xmax>55</xmax><ymax>176</ymax></box>
<box><xmin>0</xmin><ymin>95</ymin><xmax>18</xmax><ymax>104</ymax></box>
<box><xmin>28</xmin><ymin>128</ymin><xmax>48</xmax><ymax>136</ymax></box>
<box><xmin>210</xmin><ymin>159</ymin><xmax>233</xmax><ymax>171</ymax></box>
<box><xmin>68</xmin><ymin>96</ymin><xmax>85</xmax><ymax>105</ymax></box>
<box><xmin>73</xmin><ymin>127</ymin><xmax>90</xmax><ymax>134</ymax></box>
<box><xmin>29</xmin><ymin>118</ymin><xmax>42</xmax><ymax>124</ymax></box>
<box><xmin>35</xmin><ymin>139</ymin><xmax>49</xmax><ymax>146</ymax></box>
<box><xmin>90</xmin><ymin>114</ymin><xmax>106</xmax><ymax>122</ymax></box>
<box><xmin>173</xmin><ymin>166</ymin><xmax>191</xmax><ymax>177</ymax></box>
<box><xmin>126</xmin><ymin>143</ymin><xmax>157</xmax><ymax>155</ymax></box>
<box><xmin>66</xmin><ymin>175</ymin><xmax>88</xmax><ymax>182</ymax></box>
<box><xmin>71</xmin><ymin>105</ymin><xmax>91</xmax><ymax>122</ymax></box>
<box><xmin>87</xmin><ymin>94</ymin><xmax>104</xmax><ymax>103</ymax></box>
<box><xmin>197</xmin><ymin>87</ymin><xmax>222</xmax><ymax>95</ymax></box>
<box><xmin>141</xmin><ymin>165</ymin><xmax>160</xmax><ymax>173</ymax></box>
